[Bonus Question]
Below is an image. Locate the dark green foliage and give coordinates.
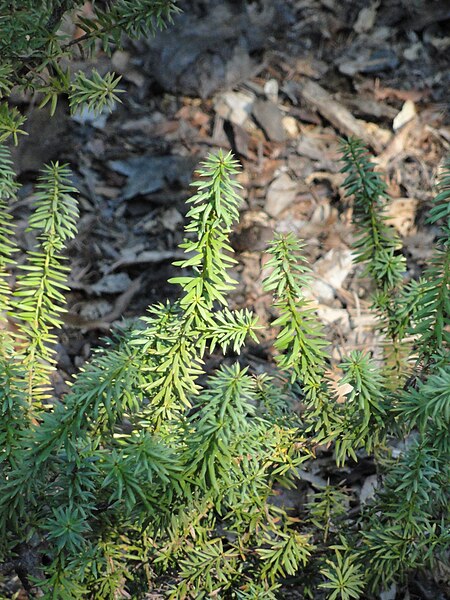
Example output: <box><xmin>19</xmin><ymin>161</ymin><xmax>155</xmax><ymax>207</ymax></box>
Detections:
<box><xmin>306</xmin><ymin>485</ymin><xmax>348</xmax><ymax>543</ymax></box>
<box><xmin>0</xmin><ymin>143</ymin><xmax>448</xmax><ymax>599</ymax></box>
<box><xmin>340</xmin><ymin>145</ymin><xmax>450</xmax><ymax>593</ymax></box>
<box><xmin>0</xmin><ymin>0</ymin><xmax>178</xmax><ymax>141</ymax></box>
<box><xmin>340</xmin><ymin>138</ymin><xmax>405</xmax><ymax>291</ymax></box>
<box><xmin>319</xmin><ymin>549</ymin><xmax>365</xmax><ymax>600</ymax></box>
<box><xmin>410</xmin><ymin>159</ymin><xmax>450</xmax><ymax>357</ymax></box>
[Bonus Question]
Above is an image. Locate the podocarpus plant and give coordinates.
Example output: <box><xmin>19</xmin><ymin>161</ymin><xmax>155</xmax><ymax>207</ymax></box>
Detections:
<box><xmin>0</xmin><ymin>142</ymin><xmax>448</xmax><ymax>599</ymax></box>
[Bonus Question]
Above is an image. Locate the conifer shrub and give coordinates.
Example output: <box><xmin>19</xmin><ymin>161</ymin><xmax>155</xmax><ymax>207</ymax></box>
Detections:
<box><xmin>0</xmin><ymin>141</ymin><xmax>449</xmax><ymax>599</ymax></box>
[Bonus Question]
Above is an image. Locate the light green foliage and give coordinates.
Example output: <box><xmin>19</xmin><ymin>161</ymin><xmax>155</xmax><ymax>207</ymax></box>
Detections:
<box><xmin>262</xmin><ymin>234</ymin><xmax>336</xmax><ymax>441</ymax></box>
<box><xmin>340</xmin><ymin>138</ymin><xmax>409</xmax><ymax>380</ymax></box>
<box><xmin>263</xmin><ymin>234</ymin><xmax>327</xmax><ymax>388</ymax></box>
<box><xmin>257</xmin><ymin>530</ymin><xmax>314</xmax><ymax>581</ymax></box>
<box><xmin>331</xmin><ymin>351</ymin><xmax>387</xmax><ymax>465</ymax></box>
<box><xmin>0</xmin><ymin>143</ymin><xmax>448</xmax><ymax>599</ymax></box>
<box><xmin>0</xmin><ymin>0</ymin><xmax>178</xmax><ymax>142</ymax></box>
<box><xmin>0</xmin><ymin>145</ymin><xmax>19</xmax><ymax>316</ymax></box>
<box><xmin>0</xmin><ymin>151</ymin><xmax>310</xmax><ymax>598</ymax></box>
<box><xmin>12</xmin><ymin>162</ymin><xmax>79</xmax><ymax>402</ymax></box>
<box><xmin>132</xmin><ymin>152</ymin><xmax>259</xmax><ymax>427</ymax></box>
<box><xmin>171</xmin><ymin>151</ymin><xmax>242</xmax><ymax>316</ymax></box>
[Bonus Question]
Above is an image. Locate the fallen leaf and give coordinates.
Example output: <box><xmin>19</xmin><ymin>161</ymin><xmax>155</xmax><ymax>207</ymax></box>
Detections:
<box><xmin>264</xmin><ymin>78</ymin><xmax>279</xmax><ymax>103</ymax></box>
<box><xmin>314</xmin><ymin>248</ymin><xmax>354</xmax><ymax>302</ymax></box>
<box><xmin>379</xmin><ymin>583</ymin><xmax>397</xmax><ymax>600</ymax></box>
<box><xmin>282</xmin><ymin>116</ymin><xmax>300</xmax><ymax>138</ymax></box>
<box><xmin>403</xmin><ymin>42</ymin><xmax>423</xmax><ymax>61</ymax></box>
<box><xmin>375</xmin><ymin>118</ymin><xmax>418</xmax><ymax>170</ymax></box>
<box><xmin>111</xmin><ymin>249</ymin><xmax>185</xmax><ymax>270</ymax></box>
<box><xmin>325</xmin><ymin>367</ymin><xmax>354</xmax><ymax>404</ymax></box>
<box><xmin>317</xmin><ymin>306</ymin><xmax>351</xmax><ymax>330</ymax></box>
<box><xmin>161</xmin><ymin>207</ymin><xmax>183</xmax><ymax>232</ymax></box>
<box><xmin>297</xmin><ymin>468</ymin><xmax>328</xmax><ymax>488</ymax></box>
<box><xmin>108</xmin><ymin>155</ymin><xmax>196</xmax><ymax>200</ymax></box>
<box><xmin>385</xmin><ymin>197</ymin><xmax>418</xmax><ymax>236</ymax></box>
<box><xmin>360</xmin><ymin>121</ymin><xmax>392</xmax><ymax>147</ymax></box>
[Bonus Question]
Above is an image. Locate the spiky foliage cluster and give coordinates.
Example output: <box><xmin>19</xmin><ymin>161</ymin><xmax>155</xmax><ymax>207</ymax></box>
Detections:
<box><xmin>263</xmin><ymin>235</ymin><xmax>327</xmax><ymax>389</ymax></box>
<box><xmin>0</xmin><ymin>145</ymin><xmax>449</xmax><ymax>600</ymax></box>
<box><xmin>410</xmin><ymin>159</ymin><xmax>450</xmax><ymax>359</ymax></box>
<box><xmin>0</xmin><ymin>0</ymin><xmax>178</xmax><ymax>141</ymax></box>
<box><xmin>339</xmin><ymin>143</ymin><xmax>450</xmax><ymax>593</ymax></box>
<box><xmin>340</xmin><ymin>138</ymin><xmax>410</xmax><ymax>379</ymax></box>
<box><xmin>0</xmin><ymin>152</ymin><xmax>313</xmax><ymax>599</ymax></box>
<box><xmin>340</xmin><ymin>138</ymin><xmax>405</xmax><ymax>291</ymax></box>
<box><xmin>0</xmin><ymin>147</ymin><xmax>78</xmax><ymax>406</ymax></box>
<box><xmin>0</xmin><ymin>145</ymin><xmax>18</xmax><ymax>314</ymax></box>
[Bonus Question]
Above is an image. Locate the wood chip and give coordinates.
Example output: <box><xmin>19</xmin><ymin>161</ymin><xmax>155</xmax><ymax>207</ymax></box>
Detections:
<box><xmin>297</xmin><ymin>79</ymin><xmax>388</xmax><ymax>153</ymax></box>
<box><xmin>375</xmin><ymin>118</ymin><xmax>418</xmax><ymax>169</ymax></box>
<box><xmin>110</xmin><ymin>249</ymin><xmax>185</xmax><ymax>271</ymax></box>
<box><xmin>265</xmin><ymin>173</ymin><xmax>298</xmax><ymax>217</ymax></box>
<box><xmin>252</xmin><ymin>99</ymin><xmax>287</xmax><ymax>143</ymax></box>
<box><xmin>393</xmin><ymin>100</ymin><xmax>417</xmax><ymax>131</ymax></box>
<box><xmin>353</xmin><ymin>1</ymin><xmax>379</xmax><ymax>34</ymax></box>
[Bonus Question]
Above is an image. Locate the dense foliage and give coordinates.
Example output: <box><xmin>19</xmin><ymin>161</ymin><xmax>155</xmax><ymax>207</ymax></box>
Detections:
<box><xmin>0</xmin><ymin>0</ymin><xmax>178</xmax><ymax>141</ymax></box>
<box><xmin>0</xmin><ymin>2</ymin><xmax>449</xmax><ymax>597</ymax></box>
<box><xmin>0</xmin><ymin>139</ymin><xmax>449</xmax><ymax>598</ymax></box>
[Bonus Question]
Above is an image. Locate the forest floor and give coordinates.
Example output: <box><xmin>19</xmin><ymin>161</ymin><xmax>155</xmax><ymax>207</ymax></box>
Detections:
<box><xmin>8</xmin><ymin>0</ymin><xmax>450</xmax><ymax>598</ymax></box>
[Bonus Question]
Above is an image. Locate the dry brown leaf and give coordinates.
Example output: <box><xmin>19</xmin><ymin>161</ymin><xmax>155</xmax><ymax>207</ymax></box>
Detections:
<box><xmin>375</xmin><ymin>118</ymin><xmax>418</xmax><ymax>170</ymax></box>
<box><xmin>385</xmin><ymin>197</ymin><xmax>418</xmax><ymax>236</ymax></box>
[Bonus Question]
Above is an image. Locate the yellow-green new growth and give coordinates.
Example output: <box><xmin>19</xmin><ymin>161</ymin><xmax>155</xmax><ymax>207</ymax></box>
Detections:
<box><xmin>12</xmin><ymin>162</ymin><xmax>78</xmax><ymax>402</ymax></box>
